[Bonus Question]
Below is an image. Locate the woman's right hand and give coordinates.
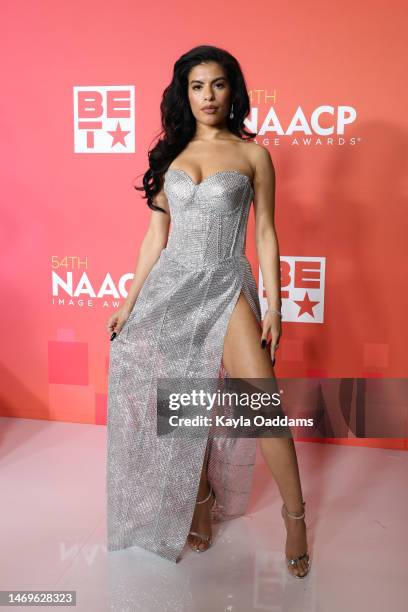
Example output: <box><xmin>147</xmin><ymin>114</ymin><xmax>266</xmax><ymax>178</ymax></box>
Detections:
<box><xmin>106</xmin><ymin>302</ymin><xmax>133</xmax><ymax>337</ymax></box>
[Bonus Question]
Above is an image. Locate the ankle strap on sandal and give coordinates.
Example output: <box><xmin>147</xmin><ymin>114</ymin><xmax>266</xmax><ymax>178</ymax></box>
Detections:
<box><xmin>283</xmin><ymin>500</ymin><xmax>305</xmax><ymax>519</ymax></box>
<box><xmin>196</xmin><ymin>485</ymin><xmax>213</xmax><ymax>505</ymax></box>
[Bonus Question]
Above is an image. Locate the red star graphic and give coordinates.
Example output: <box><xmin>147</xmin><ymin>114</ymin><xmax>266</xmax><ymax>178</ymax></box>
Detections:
<box><xmin>294</xmin><ymin>291</ymin><xmax>320</xmax><ymax>317</ymax></box>
<box><xmin>107</xmin><ymin>122</ymin><xmax>130</xmax><ymax>147</ymax></box>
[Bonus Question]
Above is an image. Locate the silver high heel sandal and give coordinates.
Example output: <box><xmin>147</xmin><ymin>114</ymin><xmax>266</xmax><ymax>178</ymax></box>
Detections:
<box><xmin>281</xmin><ymin>500</ymin><xmax>311</xmax><ymax>578</ymax></box>
<box><xmin>188</xmin><ymin>485</ymin><xmax>216</xmax><ymax>553</ymax></box>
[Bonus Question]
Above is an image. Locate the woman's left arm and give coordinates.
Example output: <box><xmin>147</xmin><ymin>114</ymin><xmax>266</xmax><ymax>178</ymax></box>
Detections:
<box><xmin>252</xmin><ymin>145</ymin><xmax>282</xmax><ymax>366</ymax></box>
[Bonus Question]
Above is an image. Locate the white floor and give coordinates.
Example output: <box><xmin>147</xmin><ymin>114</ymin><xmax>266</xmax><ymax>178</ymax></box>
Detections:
<box><xmin>0</xmin><ymin>415</ymin><xmax>406</xmax><ymax>612</ymax></box>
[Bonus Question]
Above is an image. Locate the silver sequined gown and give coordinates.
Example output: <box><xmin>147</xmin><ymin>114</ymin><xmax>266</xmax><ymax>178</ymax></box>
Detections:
<box><xmin>106</xmin><ymin>168</ymin><xmax>262</xmax><ymax>562</ymax></box>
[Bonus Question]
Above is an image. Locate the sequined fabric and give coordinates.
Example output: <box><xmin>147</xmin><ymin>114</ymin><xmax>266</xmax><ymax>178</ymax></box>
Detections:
<box><xmin>106</xmin><ymin>168</ymin><xmax>263</xmax><ymax>562</ymax></box>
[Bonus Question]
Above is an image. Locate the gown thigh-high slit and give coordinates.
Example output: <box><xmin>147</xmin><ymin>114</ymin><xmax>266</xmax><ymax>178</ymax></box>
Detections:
<box><xmin>106</xmin><ymin>168</ymin><xmax>263</xmax><ymax>562</ymax></box>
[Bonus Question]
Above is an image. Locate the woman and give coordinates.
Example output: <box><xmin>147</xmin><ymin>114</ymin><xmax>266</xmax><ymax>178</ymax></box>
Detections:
<box><xmin>106</xmin><ymin>45</ymin><xmax>310</xmax><ymax>578</ymax></box>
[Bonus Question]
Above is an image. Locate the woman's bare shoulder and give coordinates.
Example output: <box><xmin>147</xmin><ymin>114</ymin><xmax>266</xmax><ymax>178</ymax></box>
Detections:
<box><xmin>240</xmin><ymin>140</ymin><xmax>274</xmax><ymax>177</ymax></box>
<box><xmin>244</xmin><ymin>140</ymin><xmax>272</xmax><ymax>161</ymax></box>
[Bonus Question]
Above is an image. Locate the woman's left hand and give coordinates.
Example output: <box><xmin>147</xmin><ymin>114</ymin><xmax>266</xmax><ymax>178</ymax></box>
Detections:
<box><xmin>260</xmin><ymin>308</ymin><xmax>282</xmax><ymax>366</ymax></box>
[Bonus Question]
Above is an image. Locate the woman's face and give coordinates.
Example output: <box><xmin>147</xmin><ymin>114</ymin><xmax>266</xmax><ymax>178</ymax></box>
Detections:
<box><xmin>187</xmin><ymin>61</ymin><xmax>231</xmax><ymax>126</ymax></box>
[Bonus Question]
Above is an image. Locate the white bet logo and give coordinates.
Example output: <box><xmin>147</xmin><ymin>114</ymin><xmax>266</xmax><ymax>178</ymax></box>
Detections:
<box><xmin>73</xmin><ymin>85</ymin><xmax>135</xmax><ymax>153</ymax></box>
<box><xmin>259</xmin><ymin>256</ymin><xmax>326</xmax><ymax>323</ymax></box>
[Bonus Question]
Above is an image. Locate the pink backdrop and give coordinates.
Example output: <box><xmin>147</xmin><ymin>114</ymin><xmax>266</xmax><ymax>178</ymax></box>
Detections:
<box><xmin>1</xmin><ymin>0</ymin><xmax>406</xmax><ymax>450</ymax></box>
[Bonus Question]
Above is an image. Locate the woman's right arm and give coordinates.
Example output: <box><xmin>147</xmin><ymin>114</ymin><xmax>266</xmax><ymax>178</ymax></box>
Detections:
<box><xmin>106</xmin><ymin>185</ymin><xmax>170</xmax><ymax>336</ymax></box>
<box><xmin>124</xmin><ymin>189</ymin><xmax>170</xmax><ymax>310</ymax></box>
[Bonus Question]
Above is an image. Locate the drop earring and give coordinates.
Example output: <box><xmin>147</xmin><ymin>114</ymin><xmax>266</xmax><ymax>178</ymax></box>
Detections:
<box><xmin>229</xmin><ymin>103</ymin><xmax>234</xmax><ymax>119</ymax></box>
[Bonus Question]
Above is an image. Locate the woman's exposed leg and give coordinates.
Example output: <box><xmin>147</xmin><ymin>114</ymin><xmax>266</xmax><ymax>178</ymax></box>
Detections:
<box><xmin>221</xmin><ymin>291</ymin><xmax>310</xmax><ymax>577</ymax></box>
<box><xmin>187</xmin><ymin>445</ymin><xmax>215</xmax><ymax>552</ymax></box>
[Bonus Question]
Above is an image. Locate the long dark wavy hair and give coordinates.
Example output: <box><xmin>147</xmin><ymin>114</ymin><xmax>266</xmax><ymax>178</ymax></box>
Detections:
<box><xmin>133</xmin><ymin>45</ymin><xmax>257</xmax><ymax>213</ymax></box>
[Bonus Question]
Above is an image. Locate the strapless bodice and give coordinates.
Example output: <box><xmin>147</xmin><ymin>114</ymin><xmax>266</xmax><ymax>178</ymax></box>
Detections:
<box><xmin>162</xmin><ymin>168</ymin><xmax>254</xmax><ymax>270</ymax></box>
